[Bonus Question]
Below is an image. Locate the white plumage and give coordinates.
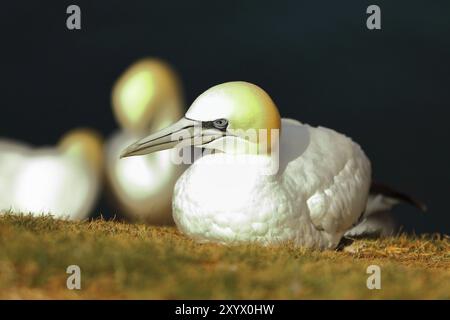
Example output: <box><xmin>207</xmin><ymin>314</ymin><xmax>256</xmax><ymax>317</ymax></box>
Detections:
<box><xmin>106</xmin><ymin>131</ymin><xmax>184</xmax><ymax>224</ymax></box>
<box><xmin>0</xmin><ymin>130</ymin><xmax>102</xmax><ymax>220</ymax></box>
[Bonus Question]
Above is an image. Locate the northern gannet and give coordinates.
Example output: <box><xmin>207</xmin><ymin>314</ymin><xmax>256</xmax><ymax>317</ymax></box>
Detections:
<box><xmin>105</xmin><ymin>58</ymin><xmax>185</xmax><ymax>224</ymax></box>
<box><xmin>121</xmin><ymin>81</ymin><xmax>424</xmax><ymax>249</ymax></box>
<box><xmin>0</xmin><ymin>129</ymin><xmax>103</xmax><ymax>220</ymax></box>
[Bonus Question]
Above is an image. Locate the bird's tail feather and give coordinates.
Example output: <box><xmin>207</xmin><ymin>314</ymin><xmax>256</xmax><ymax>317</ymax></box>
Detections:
<box><xmin>368</xmin><ymin>182</ymin><xmax>427</xmax><ymax>214</ymax></box>
<box><xmin>345</xmin><ymin>182</ymin><xmax>426</xmax><ymax>238</ymax></box>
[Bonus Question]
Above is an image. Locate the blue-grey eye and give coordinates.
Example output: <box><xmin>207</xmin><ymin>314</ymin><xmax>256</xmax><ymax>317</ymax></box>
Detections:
<box><xmin>213</xmin><ymin>118</ymin><xmax>228</xmax><ymax>129</ymax></box>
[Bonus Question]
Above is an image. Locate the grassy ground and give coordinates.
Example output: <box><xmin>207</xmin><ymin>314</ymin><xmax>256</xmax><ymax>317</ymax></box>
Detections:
<box><xmin>0</xmin><ymin>213</ymin><xmax>448</xmax><ymax>299</ymax></box>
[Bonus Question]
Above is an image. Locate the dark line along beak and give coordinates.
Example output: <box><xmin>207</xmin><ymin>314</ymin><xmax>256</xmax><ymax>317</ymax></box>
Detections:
<box><xmin>120</xmin><ymin>117</ymin><xmax>224</xmax><ymax>158</ymax></box>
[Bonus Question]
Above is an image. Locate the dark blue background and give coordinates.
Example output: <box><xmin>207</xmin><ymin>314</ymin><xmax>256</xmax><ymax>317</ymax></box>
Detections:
<box><xmin>1</xmin><ymin>1</ymin><xmax>449</xmax><ymax>233</ymax></box>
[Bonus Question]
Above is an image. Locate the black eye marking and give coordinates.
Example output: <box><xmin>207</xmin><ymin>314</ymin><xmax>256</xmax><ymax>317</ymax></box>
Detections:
<box><xmin>213</xmin><ymin>118</ymin><xmax>228</xmax><ymax>130</ymax></box>
<box><xmin>201</xmin><ymin>118</ymin><xmax>229</xmax><ymax>131</ymax></box>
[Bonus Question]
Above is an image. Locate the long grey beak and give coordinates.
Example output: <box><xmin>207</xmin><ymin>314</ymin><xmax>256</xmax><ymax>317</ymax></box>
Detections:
<box><xmin>120</xmin><ymin>117</ymin><xmax>224</xmax><ymax>158</ymax></box>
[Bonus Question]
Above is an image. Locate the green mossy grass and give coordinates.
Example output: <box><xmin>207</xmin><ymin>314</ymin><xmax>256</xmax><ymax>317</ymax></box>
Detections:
<box><xmin>0</xmin><ymin>213</ymin><xmax>448</xmax><ymax>299</ymax></box>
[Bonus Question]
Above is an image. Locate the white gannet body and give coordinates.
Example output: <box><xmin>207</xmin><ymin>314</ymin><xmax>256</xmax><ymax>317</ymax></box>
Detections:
<box><xmin>105</xmin><ymin>58</ymin><xmax>185</xmax><ymax>224</ymax></box>
<box><xmin>172</xmin><ymin>120</ymin><xmax>370</xmax><ymax>249</ymax></box>
<box><xmin>0</xmin><ymin>129</ymin><xmax>103</xmax><ymax>220</ymax></box>
<box><xmin>121</xmin><ymin>81</ymin><xmax>420</xmax><ymax>249</ymax></box>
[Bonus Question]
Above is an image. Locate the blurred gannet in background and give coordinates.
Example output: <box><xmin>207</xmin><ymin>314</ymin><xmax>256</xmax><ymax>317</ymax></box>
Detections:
<box><xmin>0</xmin><ymin>129</ymin><xmax>103</xmax><ymax>220</ymax></box>
<box><xmin>122</xmin><ymin>81</ymin><xmax>425</xmax><ymax>249</ymax></box>
<box><xmin>105</xmin><ymin>58</ymin><xmax>185</xmax><ymax>224</ymax></box>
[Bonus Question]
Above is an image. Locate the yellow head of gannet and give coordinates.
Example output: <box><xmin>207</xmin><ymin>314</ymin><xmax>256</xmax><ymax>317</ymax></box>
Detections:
<box><xmin>59</xmin><ymin>128</ymin><xmax>104</xmax><ymax>176</ymax></box>
<box><xmin>112</xmin><ymin>58</ymin><xmax>183</xmax><ymax>133</ymax></box>
<box><xmin>121</xmin><ymin>81</ymin><xmax>375</xmax><ymax>249</ymax></box>
<box><xmin>106</xmin><ymin>58</ymin><xmax>185</xmax><ymax>224</ymax></box>
<box><xmin>121</xmin><ymin>81</ymin><xmax>281</xmax><ymax>157</ymax></box>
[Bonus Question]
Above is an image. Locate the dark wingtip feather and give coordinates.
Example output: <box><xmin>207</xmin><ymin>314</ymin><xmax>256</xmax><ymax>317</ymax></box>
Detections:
<box><xmin>370</xmin><ymin>182</ymin><xmax>427</xmax><ymax>213</ymax></box>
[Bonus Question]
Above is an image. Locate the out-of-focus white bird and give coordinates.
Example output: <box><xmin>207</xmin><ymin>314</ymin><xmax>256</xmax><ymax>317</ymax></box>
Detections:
<box><xmin>122</xmin><ymin>81</ymin><xmax>425</xmax><ymax>249</ymax></box>
<box><xmin>0</xmin><ymin>129</ymin><xmax>103</xmax><ymax>220</ymax></box>
<box><xmin>105</xmin><ymin>58</ymin><xmax>185</xmax><ymax>224</ymax></box>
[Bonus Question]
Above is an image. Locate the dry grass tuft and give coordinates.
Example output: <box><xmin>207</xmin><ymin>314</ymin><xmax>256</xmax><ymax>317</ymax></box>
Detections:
<box><xmin>0</xmin><ymin>213</ymin><xmax>448</xmax><ymax>299</ymax></box>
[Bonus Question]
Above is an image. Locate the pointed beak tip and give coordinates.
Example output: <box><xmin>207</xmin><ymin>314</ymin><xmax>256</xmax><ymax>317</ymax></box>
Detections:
<box><xmin>119</xmin><ymin>148</ymin><xmax>132</xmax><ymax>159</ymax></box>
